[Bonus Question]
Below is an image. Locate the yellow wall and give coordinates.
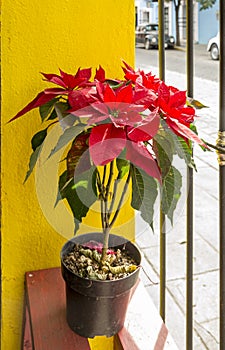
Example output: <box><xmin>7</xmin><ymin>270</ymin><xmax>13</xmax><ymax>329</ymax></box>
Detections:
<box><xmin>1</xmin><ymin>1</ymin><xmax>135</xmax><ymax>349</ymax></box>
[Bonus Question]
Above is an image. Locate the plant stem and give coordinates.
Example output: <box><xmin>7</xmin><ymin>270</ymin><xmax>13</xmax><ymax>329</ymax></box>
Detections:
<box><xmin>101</xmin><ymin>226</ymin><xmax>111</xmax><ymax>263</ymax></box>
<box><xmin>109</xmin><ymin>165</ymin><xmax>132</xmax><ymax>229</ymax></box>
<box><xmin>100</xmin><ymin>162</ymin><xmax>132</xmax><ymax>264</ymax></box>
<box><xmin>96</xmin><ymin>170</ymin><xmax>105</xmax><ymax>229</ymax></box>
<box><xmin>105</xmin><ymin>161</ymin><xmax>114</xmax><ymax>216</ymax></box>
<box><xmin>102</xmin><ymin>165</ymin><xmax>107</xmax><ymax>187</ymax></box>
<box><xmin>108</xmin><ymin>179</ymin><xmax>119</xmax><ymax>214</ymax></box>
<box><xmin>100</xmin><ymin>161</ymin><xmax>115</xmax><ymax>264</ymax></box>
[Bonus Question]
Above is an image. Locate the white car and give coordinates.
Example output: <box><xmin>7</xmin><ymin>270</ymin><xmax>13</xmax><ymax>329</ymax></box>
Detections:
<box><xmin>207</xmin><ymin>32</ymin><xmax>220</xmax><ymax>60</ymax></box>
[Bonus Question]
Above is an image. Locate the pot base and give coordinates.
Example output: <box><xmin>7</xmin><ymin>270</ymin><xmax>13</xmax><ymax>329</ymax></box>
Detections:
<box><xmin>66</xmin><ymin>284</ymin><xmax>131</xmax><ymax>338</ymax></box>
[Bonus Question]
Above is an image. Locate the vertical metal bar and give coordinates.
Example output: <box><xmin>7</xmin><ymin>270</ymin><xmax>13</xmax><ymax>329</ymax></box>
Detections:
<box><xmin>186</xmin><ymin>1</ymin><xmax>194</xmax><ymax>349</ymax></box>
<box><xmin>158</xmin><ymin>0</ymin><xmax>165</xmax><ymax>81</ymax></box>
<box><xmin>219</xmin><ymin>1</ymin><xmax>225</xmax><ymax>349</ymax></box>
<box><xmin>219</xmin><ymin>153</ymin><xmax>225</xmax><ymax>350</ymax></box>
<box><xmin>158</xmin><ymin>0</ymin><xmax>166</xmax><ymax>322</ymax></box>
<box><xmin>186</xmin><ymin>168</ymin><xmax>193</xmax><ymax>350</ymax></box>
<box><xmin>160</xmin><ymin>210</ymin><xmax>166</xmax><ymax>321</ymax></box>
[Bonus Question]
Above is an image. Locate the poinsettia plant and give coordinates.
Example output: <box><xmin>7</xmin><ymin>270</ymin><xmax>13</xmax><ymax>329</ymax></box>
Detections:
<box><xmin>10</xmin><ymin>61</ymin><xmax>208</xmax><ymax>264</ymax></box>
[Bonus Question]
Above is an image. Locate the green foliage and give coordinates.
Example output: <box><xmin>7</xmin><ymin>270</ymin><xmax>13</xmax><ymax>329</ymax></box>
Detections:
<box><xmin>153</xmin><ymin>132</ymin><xmax>174</xmax><ymax>177</ymax></box>
<box><xmin>31</xmin><ymin>128</ymin><xmax>48</xmax><ymax>151</ymax></box>
<box><xmin>25</xmin><ymin>127</ymin><xmax>49</xmax><ymax>182</ymax></box>
<box><xmin>24</xmin><ymin>146</ymin><xmax>42</xmax><ymax>183</ymax></box>
<box><xmin>161</xmin><ymin>166</ymin><xmax>182</xmax><ymax>224</ymax></box>
<box><xmin>197</xmin><ymin>0</ymin><xmax>216</xmax><ymax>11</ymax></box>
<box><xmin>131</xmin><ymin>166</ymin><xmax>158</xmax><ymax>230</ymax></box>
<box><xmin>57</xmin><ymin>169</ymin><xmax>97</xmax><ymax>233</ymax></box>
<box><xmin>48</xmin><ymin>124</ymin><xmax>86</xmax><ymax>158</ymax></box>
<box><xmin>39</xmin><ymin>98</ymin><xmax>59</xmax><ymax>121</ymax></box>
<box><xmin>12</xmin><ymin>61</ymin><xmax>210</xmax><ymax>249</ymax></box>
<box><xmin>116</xmin><ymin>158</ymin><xmax>130</xmax><ymax>179</ymax></box>
<box><xmin>187</xmin><ymin>98</ymin><xmax>209</xmax><ymax>110</ymax></box>
<box><xmin>157</xmin><ymin>121</ymin><xmax>196</xmax><ymax>170</ymax></box>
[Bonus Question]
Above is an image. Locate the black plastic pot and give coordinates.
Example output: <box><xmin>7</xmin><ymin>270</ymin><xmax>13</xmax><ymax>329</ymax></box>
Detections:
<box><xmin>60</xmin><ymin>232</ymin><xmax>141</xmax><ymax>338</ymax></box>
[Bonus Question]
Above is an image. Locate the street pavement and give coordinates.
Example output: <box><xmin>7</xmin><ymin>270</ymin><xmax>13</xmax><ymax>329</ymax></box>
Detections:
<box><xmin>135</xmin><ymin>44</ymin><xmax>220</xmax><ymax>349</ymax></box>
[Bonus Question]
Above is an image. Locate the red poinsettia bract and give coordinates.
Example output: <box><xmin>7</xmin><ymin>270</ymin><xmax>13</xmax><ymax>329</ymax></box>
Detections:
<box><xmin>122</xmin><ymin>63</ymin><xmax>207</xmax><ymax>148</ymax></box>
<box><xmin>81</xmin><ymin>83</ymin><xmax>162</xmax><ymax>182</ymax></box>
<box><xmin>9</xmin><ymin>67</ymin><xmax>93</xmax><ymax>122</ymax></box>
<box><xmin>9</xmin><ymin>62</ymin><xmax>207</xmax><ymax>182</ymax></box>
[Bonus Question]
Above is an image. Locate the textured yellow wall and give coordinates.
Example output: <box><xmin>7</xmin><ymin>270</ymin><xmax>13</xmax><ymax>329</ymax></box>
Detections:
<box><xmin>1</xmin><ymin>1</ymin><xmax>135</xmax><ymax>349</ymax></box>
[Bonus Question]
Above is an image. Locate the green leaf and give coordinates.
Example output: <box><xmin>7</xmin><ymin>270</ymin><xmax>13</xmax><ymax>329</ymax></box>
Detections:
<box><xmin>153</xmin><ymin>133</ymin><xmax>174</xmax><ymax>178</ymax></box>
<box><xmin>47</xmin><ymin>108</ymin><xmax>57</xmax><ymax>120</ymax></box>
<box><xmin>131</xmin><ymin>166</ymin><xmax>158</xmax><ymax>230</ymax></box>
<box><xmin>105</xmin><ymin>79</ymin><xmax>124</xmax><ymax>88</ymax></box>
<box><xmin>197</xmin><ymin>0</ymin><xmax>216</xmax><ymax>11</ymax></box>
<box><xmin>190</xmin><ymin>123</ymin><xmax>198</xmax><ymax>134</ymax></box>
<box><xmin>24</xmin><ymin>146</ymin><xmax>42</xmax><ymax>183</ymax></box>
<box><xmin>174</xmin><ymin>136</ymin><xmax>196</xmax><ymax>170</ymax></box>
<box><xmin>187</xmin><ymin>97</ymin><xmax>208</xmax><ymax>109</ymax></box>
<box><xmin>161</xmin><ymin>166</ymin><xmax>182</xmax><ymax>224</ymax></box>
<box><xmin>73</xmin><ymin>180</ymin><xmax>89</xmax><ymax>190</ymax></box>
<box><xmin>54</xmin><ymin>101</ymin><xmax>71</xmax><ymax>123</ymax></box>
<box><xmin>57</xmin><ymin>168</ymin><xmax>98</xmax><ymax>233</ymax></box>
<box><xmin>39</xmin><ymin>98</ymin><xmax>59</xmax><ymax>121</ymax></box>
<box><xmin>116</xmin><ymin>158</ymin><xmax>130</xmax><ymax>179</ymax></box>
<box><xmin>31</xmin><ymin>128</ymin><xmax>48</xmax><ymax>151</ymax></box>
<box><xmin>48</xmin><ymin>124</ymin><xmax>86</xmax><ymax>158</ymax></box>
<box><xmin>157</xmin><ymin>120</ymin><xmax>196</xmax><ymax>170</ymax></box>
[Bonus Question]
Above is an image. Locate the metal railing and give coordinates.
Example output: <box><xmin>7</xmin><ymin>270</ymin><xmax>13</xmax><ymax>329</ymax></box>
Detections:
<box><xmin>218</xmin><ymin>2</ymin><xmax>225</xmax><ymax>348</ymax></box>
<box><xmin>157</xmin><ymin>1</ymin><xmax>225</xmax><ymax>349</ymax></box>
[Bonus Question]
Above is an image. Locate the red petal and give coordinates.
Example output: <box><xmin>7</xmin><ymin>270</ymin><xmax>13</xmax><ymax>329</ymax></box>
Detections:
<box><xmin>61</xmin><ymin>69</ymin><xmax>88</xmax><ymax>89</ymax></box>
<box><xmin>122</xmin><ymin>60</ymin><xmax>135</xmax><ymax>72</ymax></box>
<box><xmin>8</xmin><ymin>90</ymin><xmax>63</xmax><ymax>122</ymax></box>
<box><xmin>126</xmin><ymin>141</ymin><xmax>161</xmax><ymax>183</ymax></box>
<box><xmin>42</xmin><ymin>72</ymin><xmax>66</xmax><ymax>88</ymax></box>
<box><xmin>133</xmin><ymin>84</ymin><xmax>157</xmax><ymax>106</ymax></box>
<box><xmin>116</xmin><ymin>84</ymin><xmax>133</xmax><ymax>103</ymax></box>
<box><xmin>166</xmin><ymin>118</ymin><xmax>208</xmax><ymax>148</ymax></box>
<box><xmin>158</xmin><ymin>82</ymin><xmax>170</xmax><ymax>104</ymax></box>
<box><xmin>122</xmin><ymin>61</ymin><xmax>140</xmax><ymax>82</ymax></box>
<box><xmin>68</xmin><ymin>89</ymin><xmax>93</xmax><ymax>110</ymax></box>
<box><xmin>75</xmin><ymin>67</ymin><xmax>92</xmax><ymax>81</ymax></box>
<box><xmin>89</xmin><ymin>124</ymin><xmax>126</xmax><ymax>165</ymax></box>
<box><xmin>119</xmin><ymin>110</ymin><xmax>143</xmax><ymax>123</ymax></box>
<box><xmin>141</xmin><ymin>71</ymin><xmax>161</xmax><ymax>91</ymax></box>
<box><xmin>104</xmin><ymin>84</ymin><xmax>116</xmax><ymax>102</ymax></box>
<box><xmin>169</xmin><ymin>90</ymin><xmax>187</xmax><ymax>108</ymax></box>
<box><xmin>177</xmin><ymin>107</ymin><xmax>195</xmax><ymax>123</ymax></box>
<box><xmin>127</xmin><ymin>109</ymin><xmax>160</xmax><ymax>141</ymax></box>
<box><xmin>96</xmin><ymin>81</ymin><xmax>105</xmax><ymax>101</ymax></box>
<box><xmin>127</xmin><ymin>127</ymin><xmax>151</xmax><ymax>141</ymax></box>
<box><xmin>91</xmin><ymin>102</ymin><xmax>109</xmax><ymax>115</ymax></box>
<box><xmin>95</xmin><ymin>66</ymin><xmax>106</xmax><ymax>82</ymax></box>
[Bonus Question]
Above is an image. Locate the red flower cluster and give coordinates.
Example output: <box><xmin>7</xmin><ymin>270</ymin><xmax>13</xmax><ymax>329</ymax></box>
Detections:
<box><xmin>10</xmin><ymin>61</ymin><xmax>206</xmax><ymax>184</ymax></box>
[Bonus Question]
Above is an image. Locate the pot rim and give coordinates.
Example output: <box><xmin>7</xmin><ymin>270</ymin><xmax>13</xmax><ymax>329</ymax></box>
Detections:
<box><xmin>61</xmin><ymin>232</ymin><xmax>142</xmax><ymax>284</ymax></box>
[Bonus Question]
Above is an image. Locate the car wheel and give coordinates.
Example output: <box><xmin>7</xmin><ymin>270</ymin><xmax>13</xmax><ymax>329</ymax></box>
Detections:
<box><xmin>145</xmin><ymin>39</ymin><xmax>150</xmax><ymax>50</ymax></box>
<box><xmin>210</xmin><ymin>44</ymin><xmax>219</xmax><ymax>60</ymax></box>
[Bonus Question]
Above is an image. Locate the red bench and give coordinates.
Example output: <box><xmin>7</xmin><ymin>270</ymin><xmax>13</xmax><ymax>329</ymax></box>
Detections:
<box><xmin>22</xmin><ymin>267</ymin><xmax>177</xmax><ymax>350</ymax></box>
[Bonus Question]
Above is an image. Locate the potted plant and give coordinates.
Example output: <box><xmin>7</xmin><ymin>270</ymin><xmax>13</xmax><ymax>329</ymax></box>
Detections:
<box><xmin>9</xmin><ymin>61</ymin><xmax>208</xmax><ymax>338</ymax></box>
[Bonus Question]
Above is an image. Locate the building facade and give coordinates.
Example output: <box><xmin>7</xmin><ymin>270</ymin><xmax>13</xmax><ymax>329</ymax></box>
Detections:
<box><xmin>135</xmin><ymin>0</ymin><xmax>173</xmax><ymax>36</ymax></box>
<box><xmin>135</xmin><ymin>0</ymin><xmax>219</xmax><ymax>44</ymax></box>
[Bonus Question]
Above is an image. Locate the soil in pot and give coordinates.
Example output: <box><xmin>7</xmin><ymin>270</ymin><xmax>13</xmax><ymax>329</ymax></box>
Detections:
<box><xmin>61</xmin><ymin>233</ymin><xmax>141</xmax><ymax>338</ymax></box>
<box><xmin>63</xmin><ymin>240</ymin><xmax>138</xmax><ymax>281</ymax></box>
